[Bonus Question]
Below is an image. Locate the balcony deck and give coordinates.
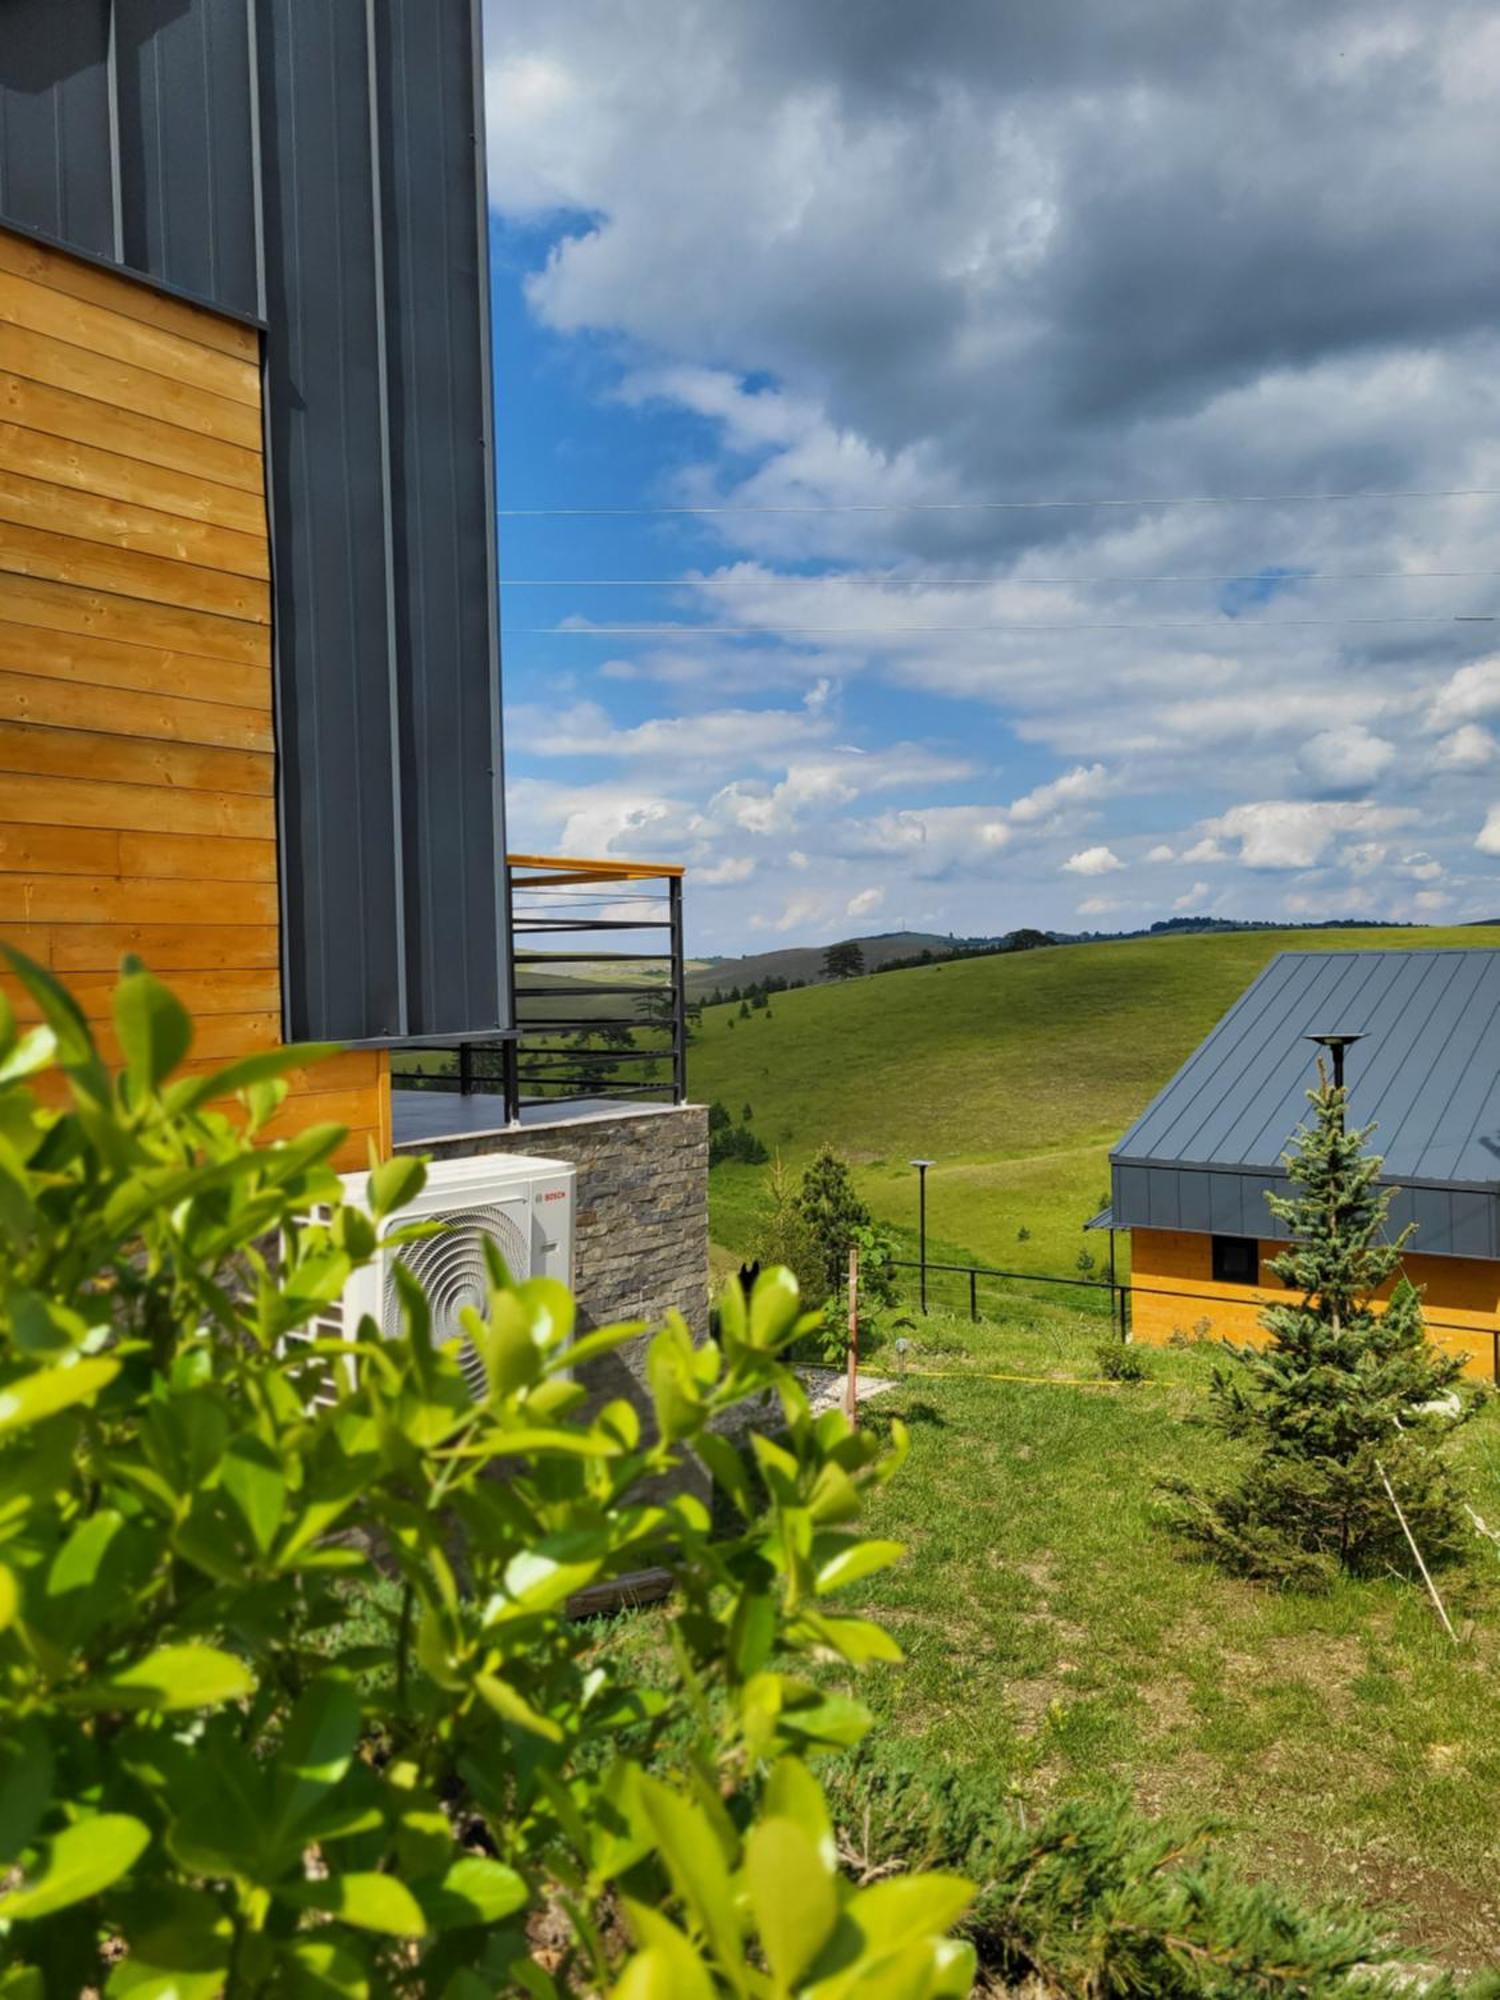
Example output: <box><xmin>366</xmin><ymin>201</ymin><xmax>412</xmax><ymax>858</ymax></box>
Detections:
<box><xmin>392</xmin><ymin>1088</ymin><xmax>686</xmax><ymax>1147</ymax></box>
<box><xmin>391</xmin><ymin>851</ymin><xmax>690</xmax><ymax>1140</ymax></box>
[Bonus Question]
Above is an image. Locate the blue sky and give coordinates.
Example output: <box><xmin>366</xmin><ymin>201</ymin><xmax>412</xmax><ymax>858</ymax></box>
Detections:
<box><xmin>483</xmin><ymin>2</ymin><xmax>1500</xmax><ymax>955</ymax></box>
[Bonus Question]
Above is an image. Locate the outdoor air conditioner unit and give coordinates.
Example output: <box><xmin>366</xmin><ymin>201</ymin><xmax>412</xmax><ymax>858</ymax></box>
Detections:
<box><xmin>293</xmin><ymin>1153</ymin><xmax>576</xmax><ymax>1404</ymax></box>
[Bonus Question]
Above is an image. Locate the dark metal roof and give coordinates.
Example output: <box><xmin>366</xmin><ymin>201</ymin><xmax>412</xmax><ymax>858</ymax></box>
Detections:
<box><xmin>0</xmin><ymin>0</ymin><xmax>509</xmax><ymax>1046</ymax></box>
<box><xmin>1115</xmin><ymin>948</ymin><xmax>1500</xmax><ymax>1189</ymax></box>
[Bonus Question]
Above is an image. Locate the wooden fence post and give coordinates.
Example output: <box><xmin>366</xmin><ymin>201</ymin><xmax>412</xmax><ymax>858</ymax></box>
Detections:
<box><xmin>845</xmin><ymin>1241</ymin><xmax>859</xmax><ymax>1424</ymax></box>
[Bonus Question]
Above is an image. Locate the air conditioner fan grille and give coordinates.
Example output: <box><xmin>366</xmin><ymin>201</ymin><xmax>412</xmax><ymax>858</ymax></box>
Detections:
<box><xmin>381</xmin><ymin>1202</ymin><xmax>531</xmax><ymax>1399</ymax></box>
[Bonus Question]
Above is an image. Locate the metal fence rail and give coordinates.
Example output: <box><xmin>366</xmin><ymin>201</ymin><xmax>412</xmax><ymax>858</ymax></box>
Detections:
<box><xmin>888</xmin><ymin>1255</ymin><xmax>1500</xmax><ymax>1381</ymax></box>
<box><xmin>393</xmin><ymin>853</ymin><xmax>688</xmax><ymax>1121</ymax></box>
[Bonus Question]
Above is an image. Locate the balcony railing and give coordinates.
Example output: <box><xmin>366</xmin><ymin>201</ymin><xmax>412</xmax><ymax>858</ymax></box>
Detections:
<box><xmin>391</xmin><ymin>853</ymin><xmax>687</xmax><ymax>1124</ymax></box>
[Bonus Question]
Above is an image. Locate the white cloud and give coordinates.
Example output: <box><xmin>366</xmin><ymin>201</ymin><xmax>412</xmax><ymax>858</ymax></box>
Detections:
<box><xmin>1433</xmin><ymin>723</ymin><xmax>1498</xmax><ymax>770</ymax></box>
<box><xmin>846</xmin><ymin>886</ymin><xmax>885</xmax><ymax>919</ymax></box>
<box><xmin>1296</xmin><ymin>724</ymin><xmax>1397</xmax><ymax>793</ymax></box>
<box><xmin>1173</xmin><ymin>881</ymin><xmax>1212</xmax><ymax>910</ymax></box>
<box><xmin>1006</xmin><ymin>762</ymin><xmax>1110</xmax><ymax>825</ymax></box>
<box><xmin>1063</xmin><ymin>845</ymin><xmax>1125</xmax><ymax>876</ymax></box>
<box><xmin>696</xmin><ymin>856</ymin><xmax>756</xmax><ymax>886</ymax></box>
<box><xmin>487</xmin><ymin>0</ymin><xmax>1500</xmax><ymax>947</ymax></box>
<box><xmin>1206</xmin><ymin>800</ymin><xmax>1418</xmax><ymax>870</ymax></box>
<box><xmin>1076</xmin><ymin>895</ymin><xmax>1125</xmax><ymax>916</ymax></box>
<box><xmin>1475</xmin><ymin>806</ymin><xmax>1500</xmax><ymax>858</ymax></box>
<box><xmin>1398</xmin><ymin>850</ymin><xmax>1444</xmax><ymax>882</ymax></box>
<box><xmin>1429</xmin><ymin>657</ymin><xmax>1500</xmax><ymax>731</ymax></box>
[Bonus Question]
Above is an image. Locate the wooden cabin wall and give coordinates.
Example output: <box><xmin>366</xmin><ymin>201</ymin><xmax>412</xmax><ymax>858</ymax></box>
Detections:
<box><xmin>1128</xmin><ymin>1226</ymin><xmax>1496</xmax><ymax>1380</ymax></box>
<box><xmin>0</xmin><ymin>226</ymin><xmax>388</xmax><ymax>1169</ymax></box>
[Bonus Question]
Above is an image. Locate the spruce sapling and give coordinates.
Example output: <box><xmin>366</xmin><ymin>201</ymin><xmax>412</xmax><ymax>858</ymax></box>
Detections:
<box><xmin>1163</xmin><ymin>1065</ymin><xmax>1474</xmax><ymax>1588</ymax></box>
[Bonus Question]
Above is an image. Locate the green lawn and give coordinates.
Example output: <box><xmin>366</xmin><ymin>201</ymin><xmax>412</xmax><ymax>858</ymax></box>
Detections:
<box><xmin>691</xmin><ymin>924</ymin><xmax>1500</xmax><ymax>1282</ymax></box>
<box><xmin>832</xmin><ymin>1304</ymin><xmax>1500</xmax><ymax>1972</ymax></box>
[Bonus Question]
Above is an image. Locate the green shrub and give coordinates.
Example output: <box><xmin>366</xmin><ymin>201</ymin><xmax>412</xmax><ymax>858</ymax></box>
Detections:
<box><xmin>1093</xmin><ymin>1337</ymin><xmax>1147</xmax><ymax>1382</ymax></box>
<box><xmin>822</xmin><ymin>1745</ymin><xmax>1482</xmax><ymax>1998</ymax></box>
<box><xmin>0</xmin><ymin>953</ymin><xmax>973</xmax><ymax>1997</ymax></box>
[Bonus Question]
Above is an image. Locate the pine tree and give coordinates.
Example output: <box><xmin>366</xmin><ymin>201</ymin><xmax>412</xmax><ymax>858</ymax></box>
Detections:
<box><xmin>1163</xmin><ymin>1067</ymin><xmax>1473</xmax><ymax>1588</ymax></box>
<box><xmin>797</xmin><ymin>1145</ymin><xmax>874</xmax><ymax>1299</ymax></box>
<box><xmin>757</xmin><ymin>1155</ymin><xmax>827</xmax><ymax>1305</ymax></box>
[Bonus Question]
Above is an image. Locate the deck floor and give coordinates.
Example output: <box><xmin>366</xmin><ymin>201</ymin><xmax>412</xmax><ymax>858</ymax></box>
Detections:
<box><xmin>391</xmin><ymin>1089</ymin><xmax>681</xmax><ymax>1148</ymax></box>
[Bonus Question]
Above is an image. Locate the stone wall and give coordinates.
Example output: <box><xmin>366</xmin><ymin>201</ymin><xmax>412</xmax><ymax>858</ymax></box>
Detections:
<box><xmin>396</xmin><ymin>1104</ymin><xmax>710</xmax><ymax>1486</ymax></box>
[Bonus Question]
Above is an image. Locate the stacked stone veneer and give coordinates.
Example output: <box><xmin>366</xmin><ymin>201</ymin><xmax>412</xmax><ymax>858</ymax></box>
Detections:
<box><xmin>396</xmin><ymin>1105</ymin><xmax>710</xmax><ymax>1488</ymax></box>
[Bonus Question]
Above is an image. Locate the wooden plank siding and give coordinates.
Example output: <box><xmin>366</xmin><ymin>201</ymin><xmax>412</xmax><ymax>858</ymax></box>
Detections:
<box><xmin>1128</xmin><ymin>1226</ymin><xmax>1496</xmax><ymax>1381</ymax></box>
<box><xmin>0</xmin><ymin>228</ymin><xmax>388</xmax><ymax>1171</ymax></box>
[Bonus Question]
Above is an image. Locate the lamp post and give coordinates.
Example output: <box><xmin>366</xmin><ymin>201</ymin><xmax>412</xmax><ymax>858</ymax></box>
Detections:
<box><xmin>1305</xmin><ymin>1030</ymin><xmax>1365</xmax><ymax>1128</ymax></box>
<box><xmin>909</xmin><ymin>1158</ymin><xmax>934</xmax><ymax>1313</ymax></box>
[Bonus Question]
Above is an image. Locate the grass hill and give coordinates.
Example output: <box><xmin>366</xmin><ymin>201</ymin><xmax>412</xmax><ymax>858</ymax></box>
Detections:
<box><xmin>687</xmin><ymin>929</ymin><xmax>960</xmax><ymax>999</ymax></box>
<box><xmin>689</xmin><ymin>922</ymin><xmax>1500</xmax><ymax>1286</ymax></box>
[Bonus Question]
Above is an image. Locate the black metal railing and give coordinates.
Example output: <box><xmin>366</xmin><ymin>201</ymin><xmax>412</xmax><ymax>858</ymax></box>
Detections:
<box><xmin>391</xmin><ymin>853</ymin><xmax>688</xmax><ymax>1121</ymax></box>
<box><xmin>887</xmin><ymin>1256</ymin><xmax>1500</xmax><ymax>1381</ymax></box>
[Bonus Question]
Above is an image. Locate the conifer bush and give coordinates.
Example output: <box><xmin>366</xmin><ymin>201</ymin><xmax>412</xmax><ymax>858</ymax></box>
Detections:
<box><xmin>0</xmin><ymin>952</ymin><xmax>973</xmax><ymax>1997</ymax></box>
<box><xmin>823</xmin><ymin>1747</ymin><xmax>1488</xmax><ymax>1998</ymax></box>
<box><xmin>1162</xmin><ymin>1068</ymin><xmax>1475</xmax><ymax>1589</ymax></box>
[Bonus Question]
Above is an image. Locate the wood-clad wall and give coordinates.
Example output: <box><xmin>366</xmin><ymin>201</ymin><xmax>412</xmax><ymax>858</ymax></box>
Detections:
<box><xmin>1128</xmin><ymin>1227</ymin><xmax>1495</xmax><ymax>1380</ymax></box>
<box><xmin>0</xmin><ymin>227</ymin><xmax>389</xmax><ymax>1169</ymax></box>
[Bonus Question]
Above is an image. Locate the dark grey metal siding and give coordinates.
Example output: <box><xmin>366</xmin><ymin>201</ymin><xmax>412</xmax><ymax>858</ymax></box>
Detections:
<box><xmin>0</xmin><ymin>0</ymin><xmax>115</xmax><ymax>259</ymax></box>
<box><xmin>114</xmin><ymin>0</ymin><xmax>261</xmax><ymax>320</ymax></box>
<box><xmin>256</xmin><ymin>0</ymin><xmax>407</xmax><ymax>1040</ymax></box>
<box><xmin>374</xmin><ymin>0</ymin><xmax>508</xmax><ymax>1040</ymax></box>
<box><xmin>1111</xmin><ymin>1160</ymin><xmax>1500</xmax><ymax>1261</ymax></box>
<box><xmin>1111</xmin><ymin>947</ymin><xmax>1500</xmax><ymax>1261</ymax></box>
<box><xmin>0</xmin><ymin>0</ymin><xmax>509</xmax><ymax>1045</ymax></box>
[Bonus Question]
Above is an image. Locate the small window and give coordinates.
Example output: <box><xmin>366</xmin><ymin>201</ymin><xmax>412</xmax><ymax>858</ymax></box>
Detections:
<box><xmin>1211</xmin><ymin>1234</ymin><xmax>1259</xmax><ymax>1286</ymax></box>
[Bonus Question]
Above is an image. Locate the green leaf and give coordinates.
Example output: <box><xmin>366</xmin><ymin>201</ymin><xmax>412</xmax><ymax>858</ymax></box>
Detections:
<box><xmin>416</xmin><ymin>1856</ymin><xmax>529</xmax><ymax>1930</ymax></box>
<box><xmin>113</xmin><ymin>965</ymin><xmax>192</xmax><ymax>1096</ymax></box>
<box><xmin>749</xmin><ymin>1266</ymin><xmax>801</xmax><ymax>1349</ymax></box>
<box><xmin>474</xmin><ymin>1671</ymin><xmax>566</xmax><ymax>1743</ymax></box>
<box><xmin>91</xmin><ymin>1644</ymin><xmax>255</xmax><ymax>1714</ymax></box>
<box><xmin>635</xmin><ymin>1778</ymin><xmax>743</xmax><ymax>1978</ymax></box>
<box><xmin>745</xmin><ymin>1815</ymin><xmax>838</xmax><ymax>1990</ymax></box>
<box><xmin>493</xmin><ymin>1546</ymin><xmax>602</xmax><ymax>1620</ymax></box>
<box><xmin>1</xmin><ymin>948</ymin><xmax>100</xmax><ymax>1077</ymax></box>
<box><xmin>104</xmin><ymin>1888</ymin><xmax>231</xmax><ymax>1999</ymax></box>
<box><xmin>221</xmin><ymin>1434</ymin><xmax>287</xmax><ymax>1555</ymax></box>
<box><xmin>0</xmin><ymin>1725</ymin><xmax>53</xmax><ymax>1866</ymax></box>
<box><xmin>280</xmin><ymin>1870</ymin><xmax>427</xmax><ymax>1938</ymax></box>
<box><xmin>367</xmin><ymin>1154</ymin><xmax>425</xmax><ymax>1220</ymax></box>
<box><xmin>163</xmin><ymin>1045</ymin><xmax>339</xmax><ymax>1116</ymax></box>
<box><xmin>0</xmin><ymin>1813</ymin><xmax>150</xmax><ymax>1920</ymax></box>
<box><xmin>0</xmin><ymin>1561</ymin><xmax>16</xmax><ymax>1631</ymax></box>
<box><xmin>814</xmin><ymin>1538</ymin><xmax>904</xmax><ymax>1596</ymax></box>
<box><xmin>797</xmin><ymin>1611</ymin><xmax>903</xmax><ymax>1666</ymax></box>
<box><xmin>696</xmin><ymin>1434</ymin><xmax>754</xmax><ymax>1518</ymax></box>
<box><xmin>277</xmin><ymin>1938</ymin><xmax>372</xmax><ymax>1999</ymax></box>
<box><xmin>616</xmin><ymin>1905</ymin><xmax>716</xmax><ymax>2000</ymax></box>
<box><xmin>0</xmin><ymin>1024</ymin><xmax>56</xmax><ymax>1085</ymax></box>
<box><xmin>842</xmin><ymin>1874</ymin><xmax>974</xmax><ymax>1962</ymax></box>
<box><xmin>0</xmin><ymin>1357</ymin><xmax>119</xmax><ymax>1440</ymax></box>
<box><xmin>270</xmin><ymin>1676</ymin><xmax>362</xmax><ymax>1843</ymax></box>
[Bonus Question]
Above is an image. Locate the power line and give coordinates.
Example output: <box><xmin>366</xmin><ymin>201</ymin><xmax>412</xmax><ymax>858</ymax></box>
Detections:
<box><xmin>500</xmin><ymin>566</ymin><xmax>1500</xmax><ymax>590</ymax></box>
<box><xmin>498</xmin><ymin>486</ymin><xmax>1500</xmax><ymax>520</ymax></box>
<box><xmin>505</xmin><ymin>613</ymin><xmax>1495</xmax><ymax>638</ymax></box>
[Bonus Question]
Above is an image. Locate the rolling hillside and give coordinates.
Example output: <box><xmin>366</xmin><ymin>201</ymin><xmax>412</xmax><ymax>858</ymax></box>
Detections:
<box><xmin>687</xmin><ymin>930</ymin><xmax>959</xmax><ymax>999</ymax></box>
<box><xmin>689</xmin><ymin>923</ymin><xmax>1500</xmax><ymax>1284</ymax></box>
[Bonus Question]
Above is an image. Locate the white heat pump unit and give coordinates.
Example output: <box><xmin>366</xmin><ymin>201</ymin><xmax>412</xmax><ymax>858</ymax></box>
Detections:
<box><xmin>301</xmin><ymin>1152</ymin><xmax>576</xmax><ymax>1403</ymax></box>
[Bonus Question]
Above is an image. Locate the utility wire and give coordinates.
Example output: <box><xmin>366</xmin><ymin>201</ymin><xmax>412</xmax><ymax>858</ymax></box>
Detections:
<box><xmin>498</xmin><ymin>485</ymin><xmax>1500</xmax><ymax>519</ymax></box>
<box><xmin>500</xmin><ymin>566</ymin><xmax>1500</xmax><ymax>590</ymax></box>
<box><xmin>505</xmin><ymin>613</ymin><xmax>1495</xmax><ymax>637</ymax></box>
